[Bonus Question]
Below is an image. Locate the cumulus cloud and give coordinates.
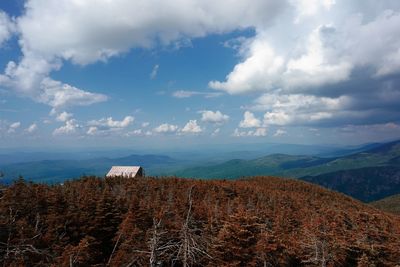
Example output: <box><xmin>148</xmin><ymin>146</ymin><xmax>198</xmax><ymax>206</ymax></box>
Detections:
<box><xmin>233</xmin><ymin>127</ymin><xmax>267</xmax><ymax>137</ymax></box>
<box><xmin>0</xmin><ymin>11</ymin><xmax>15</xmax><ymax>47</ymax></box>
<box><xmin>7</xmin><ymin>122</ymin><xmax>21</xmax><ymax>133</ymax></box>
<box><xmin>239</xmin><ymin>111</ymin><xmax>261</xmax><ymax>128</ymax></box>
<box><xmin>25</xmin><ymin>123</ymin><xmax>38</xmax><ymax>133</ymax></box>
<box><xmin>199</xmin><ymin>110</ymin><xmax>229</xmax><ymax>124</ymax></box>
<box><xmin>153</xmin><ymin>123</ymin><xmax>179</xmax><ymax>133</ymax></box>
<box><xmin>88</xmin><ymin>116</ymin><xmax>134</xmax><ymax>128</ymax></box>
<box><xmin>125</xmin><ymin>129</ymin><xmax>152</xmax><ymax>137</ymax></box>
<box><xmin>181</xmin><ymin>120</ymin><xmax>202</xmax><ymax>134</ymax></box>
<box><xmin>2</xmin><ymin>0</ymin><xmax>400</xmax><ymax>134</ymax></box>
<box><xmin>273</xmin><ymin>129</ymin><xmax>287</xmax><ymax>137</ymax></box>
<box><xmin>17</xmin><ymin>0</ymin><xmax>285</xmax><ymax>64</ymax></box>
<box><xmin>56</xmin><ymin>111</ymin><xmax>73</xmax><ymax>122</ymax></box>
<box><xmin>0</xmin><ymin>0</ymin><xmax>285</xmax><ymax>110</ymax></box>
<box><xmin>249</xmin><ymin>93</ymin><xmax>351</xmax><ymax>126</ymax></box>
<box><xmin>53</xmin><ymin>120</ymin><xmax>79</xmax><ymax>135</ymax></box>
<box><xmin>86</xmin><ymin>126</ymin><xmax>98</xmax><ymax>136</ymax></box>
<box><xmin>208</xmin><ymin>1</ymin><xmax>400</xmax><ymax>129</ymax></box>
<box><xmin>212</xmin><ymin>128</ymin><xmax>220</xmax><ymax>136</ymax></box>
<box><xmin>86</xmin><ymin>116</ymin><xmax>134</xmax><ymax>135</ymax></box>
<box><xmin>210</xmin><ymin>4</ymin><xmax>400</xmax><ymax>94</ymax></box>
<box><xmin>172</xmin><ymin>90</ymin><xmax>222</xmax><ymax>99</ymax></box>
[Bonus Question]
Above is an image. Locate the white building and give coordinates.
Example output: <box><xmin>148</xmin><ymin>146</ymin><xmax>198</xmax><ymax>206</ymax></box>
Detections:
<box><xmin>106</xmin><ymin>166</ymin><xmax>144</xmax><ymax>178</ymax></box>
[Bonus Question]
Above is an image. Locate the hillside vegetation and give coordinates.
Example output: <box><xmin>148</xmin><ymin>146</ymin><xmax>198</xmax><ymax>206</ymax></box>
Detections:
<box><xmin>301</xmin><ymin>166</ymin><xmax>400</xmax><ymax>202</ymax></box>
<box><xmin>0</xmin><ymin>176</ymin><xmax>399</xmax><ymax>266</ymax></box>
<box><xmin>371</xmin><ymin>194</ymin><xmax>400</xmax><ymax>215</ymax></box>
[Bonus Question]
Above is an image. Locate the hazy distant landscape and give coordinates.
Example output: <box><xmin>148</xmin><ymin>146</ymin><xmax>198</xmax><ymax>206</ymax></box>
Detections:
<box><xmin>1</xmin><ymin>140</ymin><xmax>400</xmax><ymax>203</ymax></box>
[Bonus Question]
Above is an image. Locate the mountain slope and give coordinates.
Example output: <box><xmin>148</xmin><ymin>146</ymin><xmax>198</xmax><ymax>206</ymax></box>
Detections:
<box><xmin>176</xmin><ymin>154</ymin><xmax>331</xmax><ymax>179</ymax></box>
<box><xmin>370</xmin><ymin>194</ymin><xmax>400</xmax><ymax>215</ymax></box>
<box><xmin>177</xmin><ymin>139</ymin><xmax>400</xmax><ymax>179</ymax></box>
<box><xmin>0</xmin><ymin>176</ymin><xmax>399</xmax><ymax>266</ymax></box>
<box><xmin>301</xmin><ymin>166</ymin><xmax>400</xmax><ymax>202</ymax></box>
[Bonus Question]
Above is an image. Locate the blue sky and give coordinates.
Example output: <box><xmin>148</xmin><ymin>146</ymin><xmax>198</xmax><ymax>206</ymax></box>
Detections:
<box><xmin>1</xmin><ymin>0</ymin><xmax>400</xmax><ymax>149</ymax></box>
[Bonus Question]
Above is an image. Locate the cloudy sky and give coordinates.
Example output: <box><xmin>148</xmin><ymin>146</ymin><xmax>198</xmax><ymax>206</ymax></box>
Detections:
<box><xmin>1</xmin><ymin>0</ymin><xmax>400</xmax><ymax>149</ymax></box>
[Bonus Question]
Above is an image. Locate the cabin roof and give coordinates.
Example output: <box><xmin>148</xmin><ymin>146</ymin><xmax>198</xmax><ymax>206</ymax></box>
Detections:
<box><xmin>106</xmin><ymin>166</ymin><xmax>141</xmax><ymax>177</ymax></box>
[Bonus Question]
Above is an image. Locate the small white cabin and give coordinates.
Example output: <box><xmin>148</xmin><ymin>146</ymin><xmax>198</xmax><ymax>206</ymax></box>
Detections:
<box><xmin>106</xmin><ymin>166</ymin><xmax>144</xmax><ymax>178</ymax></box>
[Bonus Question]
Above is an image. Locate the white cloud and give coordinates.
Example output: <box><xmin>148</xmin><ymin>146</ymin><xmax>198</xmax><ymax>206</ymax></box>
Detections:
<box><xmin>125</xmin><ymin>129</ymin><xmax>153</xmax><ymax>137</ymax></box>
<box><xmin>56</xmin><ymin>111</ymin><xmax>73</xmax><ymax>122</ymax></box>
<box><xmin>141</xmin><ymin>122</ymin><xmax>150</xmax><ymax>128</ymax></box>
<box><xmin>291</xmin><ymin>0</ymin><xmax>336</xmax><ymax>24</ymax></box>
<box><xmin>0</xmin><ymin>11</ymin><xmax>15</xmax><ymax>47</ymax></box>
<box><xmin>212</xmin><ymin>128</ymin><xmax>220</xmax><ymax>136</ymax></box>
<box><xmin>181</xmin><ymin>120</ymin><xmax>202</xmax><ymax>134</ymax></box>
<box><xmin>17</xmin><ymin>0</ymin><xmax>284</xmax><ymax>64</ymax></box>
<box><xmin>251</xmin><ymin>93</ymin><xmax>350</xmax><ymax>126</ymax></box>
<box><xmin>239</xmin><ymin>111</ymin><xmax>261</xmax><ymax>128</ymax></box>
<box><xmin>273</xmin><ymin>129</ymin><xmax>287</xmax><ymax>137</ymax></box>
<box><xmin>7</xmin><ymin>122</ymin><xmax>21</xmax><ymax>133</ymax></box>
<box><xmin>199</xmin><ymin>110</ymin><xmax>229</xmax><ymax>124</ymax></box>
<box><xmin>254</xmin><ymin>94</ymin><xmax>348</xmax><ymax>112</ymax></box>
<box><xmin>86</xmin><ymin>126</ymin><xmax>98</xmax><ymax>136</ymax></box>
<box><xmin>150</xmin><ymin>64</ymin><xmax>159</xmax><ymax>80</ymax></box>
<box><xmin>53</xmin><ymin>119</ymin><xmax>79</xmax><ymax>135</ymax></box>
<box><xmin>233</xmin><ymin>127</ymin><xmax>267</xmax><ymax>137</ymax></box>
<box><xmin>0</xmin><ymin>58</ymin><xmax>107</xmax><ymax>110</ymax></box>
<box><xmin>38</xmin><ymin>78</ymin><xmax>107</xmax><ymax>110</ymax></box>
<box><xmin>25</xmin><ymin>123</ymin><xmax>38</xmax><ymax>133</ymax></box>
<box><xmin>0</xmin><ymin>0</ymin><xmax>284</xmax><ymax>109</ymax></box>
<box><xmin>253</xmin><ymin>127</ymin><xmax>268</xmax><ymax>136</ymax></box>
<box><xmin>172</xmin><ymin>90</ymin><xmax>222</xmax><ymax>98</ymax></box>
<box><xmin>1</xmin><ymin>0</ymin><xmax>400</xmax><ymax>133</ymax></box>
<box><xmin>210</xmin><ymin>5</ymin><xmax>400</xmax><ymax>94</ymax></box>
<box><xmin>153</xmin><ymin>123</ymin><xmax>179</xmax><ymax>133</ymax></box>
<box><xmin>126</xmin><ymin>129</ymin><xmax>143</xmax><ymax>136</ymax></box>
<box><xmin>209</xmin><ymin>28</ymin><xmax>351</xmax><ymax>94</ymax></box>
<box><xmin>88</xmin><ymin>116</ymin><xmax>134</xmax><ymax>129</ymax></box>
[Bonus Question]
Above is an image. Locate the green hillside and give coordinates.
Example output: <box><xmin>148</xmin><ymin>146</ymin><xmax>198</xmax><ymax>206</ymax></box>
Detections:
<box><xmin>177</xmin><ymin>140</ymin><xmax>400</xmax><ymax>179</ymax></box>
<box><xmin>176</xmin><ymin>154</ymin><xmax>331</xmax><ymax>179</ymax></box>
<box><xmin>301</xmin><ymin>166</ymin><xmax>400</xmax><ymax>202</ymax></box>
<box><xmin>370</xmin><ymin>194</ymin><xmax>400</xmax><ymax>215</ymax></box>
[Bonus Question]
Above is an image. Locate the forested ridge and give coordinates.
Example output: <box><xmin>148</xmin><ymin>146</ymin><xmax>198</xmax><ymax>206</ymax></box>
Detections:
<box><xmin>0</xmin><ymin>176</ymin><xmax>399</xmax><ymax>266</ymax></box>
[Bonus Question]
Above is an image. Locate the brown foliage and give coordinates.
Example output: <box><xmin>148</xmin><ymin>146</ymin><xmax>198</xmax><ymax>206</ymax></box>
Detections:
<box><xmin>0</xmin><ymin>176</ymin><xmax>399</xmax><ymax>266</ymax></box>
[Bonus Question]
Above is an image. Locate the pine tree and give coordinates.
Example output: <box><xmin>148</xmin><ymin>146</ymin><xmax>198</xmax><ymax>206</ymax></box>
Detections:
<box><xmin>213</xmin><ymin>206</ymin><xmax>259</xmax><ymax>266</ymax></box>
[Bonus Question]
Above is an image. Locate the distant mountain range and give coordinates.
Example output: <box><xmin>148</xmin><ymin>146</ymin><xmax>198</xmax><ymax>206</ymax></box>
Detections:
<box><xmin>2</xmin><ymin>140</ymin><xmax>400</xmax><ymax>202</ymax></box>
<box><xmin>177</xmin><ymin>140</ymin><xmax>400</xmax><ymax>202</ymax></box>
<box><xmin>0</xmin><ymin>154</ymin><xmax>176</xmax><ymax>183</ymax></box>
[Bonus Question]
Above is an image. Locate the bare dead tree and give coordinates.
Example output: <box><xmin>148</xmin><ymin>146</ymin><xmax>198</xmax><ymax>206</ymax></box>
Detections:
<box><xmin>127</xmin><ymin>217</ymin><xmax>177</xmax><ymax>267</ymax></box>
<box><xmin>300</xmin><ymin>225</ymin><xmax>335</xmax><ymax>267</ymax></box>
<box><xmin>107</xmin><ymin>232</ymin><xmax>122</xmax><ymax>266</ymax></box>
<box><xmin>173</xmin><ymin>186</ymin><xmax>212</xmax><ymax>267</ymax></box>
<box><xmin>148</xmin><ymin>218</ymin><xmax>177</xmax><ymax>267</ymax></box>
<box><xmin>0</xmin><ymin>207</ymin><xmax>51</xmax><ymax>266</ymax></box>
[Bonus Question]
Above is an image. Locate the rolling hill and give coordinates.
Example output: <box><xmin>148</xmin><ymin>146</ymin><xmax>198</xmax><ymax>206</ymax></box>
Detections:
<box><xmin>371</xmin><ymin>194</ymin><xmax>400</xmax><ymax>215</ymax></box>
<box><xmin>301</xmin><ymin>166</ymin><xmax>400</xmax><ymax>202</ymax></box>
<box><xmin>177</xmin><ymin>139</ymin><xmax>400</xmax><ymax>179</ymax></box>
<box><xmin>176</xmin><ymin>140</ymin><xmax>400</xmax><ymax>202</ymax></box>
<box><xmin>0</xmin><ymin>176</ymin><xmax>399</xmax><ymax>266</ymax></box>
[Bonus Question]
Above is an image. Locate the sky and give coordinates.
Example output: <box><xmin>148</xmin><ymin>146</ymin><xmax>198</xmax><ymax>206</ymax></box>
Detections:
<box><xmin>0</xmin><ymin>0</ymin><xmax>400</xmax><ymax>149</ymax></box>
